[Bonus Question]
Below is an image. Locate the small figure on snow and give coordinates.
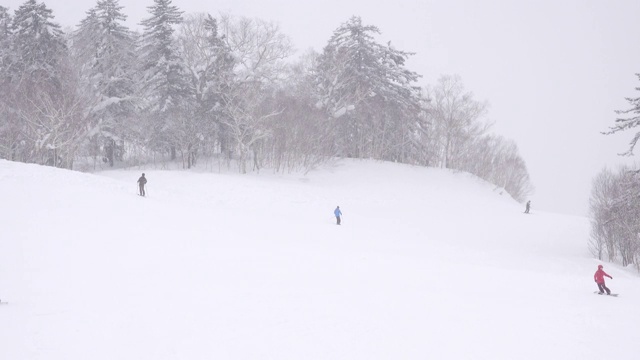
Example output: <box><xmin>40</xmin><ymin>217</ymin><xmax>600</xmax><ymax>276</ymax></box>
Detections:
<box><xmin>524</xmin><ymin>200</ymin><xmax>531</xmax><ymax>214</ymax></box>
<box><xmin>334</xmin><ymin>206</ymin><xmax>342</xmax><ymax>225</ymax></box>
<box><xmin>594</xmin><ymin>264</ymin><xmax>613</xmax><ymax>295</ymax></box>
<box><xmin>137</xmin><ymin>173</ymin><xmax>147</xmax><ymax>196</ymax></box>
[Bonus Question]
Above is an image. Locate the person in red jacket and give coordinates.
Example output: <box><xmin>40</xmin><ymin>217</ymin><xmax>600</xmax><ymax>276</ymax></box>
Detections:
<box><xmin>594</xmin><ymin>264</ymin><xmax>613</xmax><ymax>295</ymax></box>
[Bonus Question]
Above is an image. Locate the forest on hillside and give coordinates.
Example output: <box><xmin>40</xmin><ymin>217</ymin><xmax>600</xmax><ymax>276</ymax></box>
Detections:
<box><xmin>0</xmin><ymin>0</ymin><xmax>532</xmax><ymax>202</ymax></box>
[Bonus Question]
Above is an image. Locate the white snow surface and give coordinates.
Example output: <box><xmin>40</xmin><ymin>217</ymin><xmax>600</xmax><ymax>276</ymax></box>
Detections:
<box><xmin>0</xmin><ymin>159</ymin><xmax>638</xmax><ymax>360</ymax></box>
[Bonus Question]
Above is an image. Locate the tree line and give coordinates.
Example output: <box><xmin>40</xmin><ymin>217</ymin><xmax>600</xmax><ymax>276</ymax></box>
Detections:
<box><xmin>0</xmin><ymin>0</ymin><xmax>533</xmax><ymax>202</ymax></box>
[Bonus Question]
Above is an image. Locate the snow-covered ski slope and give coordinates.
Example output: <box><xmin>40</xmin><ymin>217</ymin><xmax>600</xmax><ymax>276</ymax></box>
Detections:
<box><xmin>1</xmin><ymin>159</ymin><xmax>638</xmax><ymax>360</ymax></box>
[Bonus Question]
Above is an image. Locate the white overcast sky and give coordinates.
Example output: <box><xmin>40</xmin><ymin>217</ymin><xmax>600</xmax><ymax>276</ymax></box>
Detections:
<box><xmin>4</xmin><ymin>0</ymin><xmax>640</xmax><ymax>215</ymax></box>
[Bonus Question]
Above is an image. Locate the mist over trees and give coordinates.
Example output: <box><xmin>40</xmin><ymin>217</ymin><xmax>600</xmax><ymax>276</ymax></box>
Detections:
<box><xmin>0</xmin><ymin>0</ymin><xmax>533</xmax><ymax>201</ymax></box>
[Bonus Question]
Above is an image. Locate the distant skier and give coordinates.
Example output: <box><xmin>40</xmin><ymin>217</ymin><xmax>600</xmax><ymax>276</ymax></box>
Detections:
<box><xmin>334</xmin><ymin>206</ymin><xmax>342</xmax><ymax>225</ymax></box>
<box><xmin>594</xmin><ymin>264</ymin><xmax>613</xmax><ymax>295</ymax></box>
<box><xmin>524</xmin><ymin>200</ymin><xmax>531</xmax><ymax>214</ymax></box>
<box><xmin>137</xmin><ymin>173</ymin><xmax>147</xmax><ymax>196</ymax></box>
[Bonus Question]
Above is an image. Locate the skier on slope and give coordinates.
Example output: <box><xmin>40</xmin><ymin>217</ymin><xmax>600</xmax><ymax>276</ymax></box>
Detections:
<box><xmin>334</xmin><ymin>206</ymin><xmax>342</xmax><ymax>225</ymax></box>
<box><xmin>137</xmin><ymin>173</ymin><xmax>147</xmax><ymax>196</ymax></box>
<box><xmin>524</xmin><ymin>200</ymin><xmax>531</xmax><ymax>214</ymax></box>
<box><xmin>594</xmin><ymin>264</ymin><xmax>613</xmax><ymax>295</ymax></box>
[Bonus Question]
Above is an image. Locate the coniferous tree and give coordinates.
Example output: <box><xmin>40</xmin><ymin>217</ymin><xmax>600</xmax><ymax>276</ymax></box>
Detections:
<box><xmin>606</xmin><ymin>73</ymin><xmax>640</xmax><ymax>156</ymax></box>
<box><xmin>176</xmin><ymin>13</ymin><xmax>235</xmax><ymax>168</ymax></box>
<box><xmin>10</xmin><ymin>0</ymin><xmax>67</xmax><ymax>87</ymax></box>
<box><xmin>0</xmin><ymin>6</ymin><xmax>15</xmax><ymax>160</ymax></box>
<box><xmin>0</xmin><ymin>6</ymin><xmax>11</xmax><ymax>66</ymax></box>
<box><xmin>313</xmin><ymin>16</ymin><xmax>423</xmax><ymax>160</ymax></box>
<box><xmin>138</xmin><ymin>0</ymin><xmax>189</xmax><ymax>159</ymax></box>
<box><xmin>72</xmin><ymin>0</ymin><xmax>137</xmax><ymax>167</ymax></box>
<box><xmin>3</xmin><ymin>0</ymin><xmax>88</xmax><ymax>169</ymax></box>
<box><xmin>72</xmin><ymin>8</ymin><xmax>99</xmax><ymax>65</ymax></box>
<box><xmin>178</xmin><ymin>14</ymin><xmax>234</xmax><ymax>111</ymax></box>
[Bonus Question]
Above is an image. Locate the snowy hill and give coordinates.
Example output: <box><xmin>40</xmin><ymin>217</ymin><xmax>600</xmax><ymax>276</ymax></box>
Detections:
<box><xmin>0</xmin><ymin>159</ymin><xmax>638</xmax><ymax>360</ymax></box>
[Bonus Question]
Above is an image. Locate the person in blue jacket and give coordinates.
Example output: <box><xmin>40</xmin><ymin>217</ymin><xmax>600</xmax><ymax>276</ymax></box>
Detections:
<box><xmin>334</xmin><ymin>206</ymin><xmax>342</xmax><ymax>225</ymax></box>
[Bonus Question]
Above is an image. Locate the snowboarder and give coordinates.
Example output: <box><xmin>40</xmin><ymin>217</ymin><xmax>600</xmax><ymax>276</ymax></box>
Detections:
<box><xmin>137</xmin><ymin>173</ymin><xmax>147</xmax><ymax>196</ymax></box>
<box><xmin>594</xmin><ymin>264</ymin><xmax>613</xmax><ymax>295</ymax></box>
<box><xmin>334</xmin><ymin>206</ymin><xmax>342</xmax><ymax>225</ymax></box>
<box><xmin>524</xmin><ymin>200</ymin><xmax>531</xmax><ymax>213</ymax></box>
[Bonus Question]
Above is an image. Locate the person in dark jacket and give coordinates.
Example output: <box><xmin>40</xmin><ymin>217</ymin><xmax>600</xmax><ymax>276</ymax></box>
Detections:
<box><xmin>137</xmin><ymin>173</ymin><xmax>147</xmax><ymax>196</ymax></box>
<box><xmin>524</xmin><ymin>200</ymin><xmax>531</xmax><ymax>213</ymax></box>
<box><xmin>594</xmin><ymin>264</ymin><xmax>613</xmax><ymax>295</ymax></box>
<box><xmin>334</xmin><ymin>206</ymin><xmax>342</xmax><ymax>225</ymax></box>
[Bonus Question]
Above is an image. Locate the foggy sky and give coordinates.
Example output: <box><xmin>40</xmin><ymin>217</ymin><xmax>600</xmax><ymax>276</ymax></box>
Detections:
<box><xmin>4</xmin><ymin>0</ymin><xmax>639</xmax><ymax>215</ymax></box>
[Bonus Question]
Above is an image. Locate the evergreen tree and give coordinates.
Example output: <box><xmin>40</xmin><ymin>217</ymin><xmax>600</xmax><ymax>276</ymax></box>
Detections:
<box><xmin>313</xmin><ymin>16</ymin><xmax>423</xmax><ymax>160</ymax></box>
<box><xmin>139</xmin><ymin>0</ymin><xmax>187</xmax><ymax>111</ymax></box>
<box><xmin>0</xmin><ymin>6</ymin><xmax>14</xmax><ymax>160</ymax></box>
<box><xmin>72</xmin><ymin>8</ymin><xmax>99</xmax><ymax>65</ymax></box>
<box><xmin>176</xmin><ymin>13</ymin><xmax>235</xmax><ymax>168</ymax></box>
<box><xmin>195</xmin><ymin>14</ymin><xmax>235</xmax><ymax>109</ymax></box>
<box><xmin>0</xmin><ymin>6</ymin><xmax>11</xmax><ymax>64</ymax></box>
<box><xmin>4</xmin><ymin>1</ymin><xmax>88</xmax><ymax>168</ymax></box>
<box><xmin>10</xmin><ymin>0</ymin><xmax>67</xmax><ymax>87</ymax></box>
<box><xmin>0</xmin><ymin>6</ymin><xmax>12</xmax><ymax>88</ymax></box>
<box><xmin>606</xmin><ymin>73</ymin><xmax>640</xmax><ymax>156</ymax></box>
<box><xmin>72</xmin><ymin>0</ymin><xmax>137</xmax><ymax>166</ymax></box>
<box><xmin>138</xmin><ymin>0</ymin><xmax>189</xmax><ymax>158</ymax></box>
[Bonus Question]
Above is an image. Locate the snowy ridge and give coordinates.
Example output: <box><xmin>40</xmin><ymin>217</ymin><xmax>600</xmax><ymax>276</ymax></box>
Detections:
<box><xmin>0</xmin><ymin>159</ymin><xmax>638</xmax><ymax>360</ymax></box>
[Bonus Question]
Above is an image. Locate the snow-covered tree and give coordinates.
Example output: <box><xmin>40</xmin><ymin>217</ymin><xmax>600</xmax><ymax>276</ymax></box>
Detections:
<box><xmin>215</xmin><ymin>14</ymin><xmax>294</xmax><ymax>171</ymax></box>
<box><xmin>0</xmin><ymin>0</ymin><xmax>90</xmax><ymax>168</ymax></box>
<box><xmin>71</xmin><ymin>0</ymin><xmax>137</xmax><ymax>167</ymax></box>
<box><xmin>16</xmin><ymin>63</ymin><xmax>91</xmax><ymax>169</ymax></box>
<box><xmin>138</xmin><ymin>0</ymin><xmax>189</xmax><ymax>159</ymax></box>
<box><xmin>220</xmin><ymin>83</ymin><xmax>282</xmax><ymax>173</ymax></box>
<box><xmin>313</xmin><ymin>16</ymin><xmax>423</xmax><ymax>160</ymax></box>
<box><xmin>0</xmin><ymin>6</ymin><xmax>11</xmax><ymax>65</ymax></box>
<box><xmin>427</xmin><ymin>74</ymin><xmax>489</xmax><ymax>169</ymax></box>
<box><xmin>178</xmin><ymin>14</ymin><xmax>234</xmax><ymax>109</ymax></box>
<box><xmin>0</xmin><ymin>6</ymin><xmax>15</xmax><ymax>161</ymax></box>
<box><xmin>461</xmin><ymin>134</ymin><xmax>533</xmax><ymax>203</ymax></box>
<box><xmin>265</xmin><ymin>50</ymin><xmax>332</xmax><ymax>172</ymax></box>
<box><xmin>589</xmin><ymin>168</ymin><xmax>618</xmax><ymax>262</ymax></box>
<box><xmin>606</xmin><ymin>73</ymin><xmax>640</xmax><ymax>156</ymax></box>
<box><xmin>176</xmin><ymin>13</ymin><xmax>235</xmax><ymax>168</ymax></box>
<box><xmin>9</xmin><ymin>0</ymin><xmax>67</xmax><ymax>87</ymax></box>
<box><xmin>218</xmin><ymin>13</ymin><xmax>294</xmax><ymax>84</ymax></box>
<box><xmin>0</xmin><ymin>6</ymin><xmax>9</xmax><ymax>31</ymax></box>
<box><xmin>589</xmin><ymin>165</ymin><xmax>640</xmax><ymax>270</ymax></box>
